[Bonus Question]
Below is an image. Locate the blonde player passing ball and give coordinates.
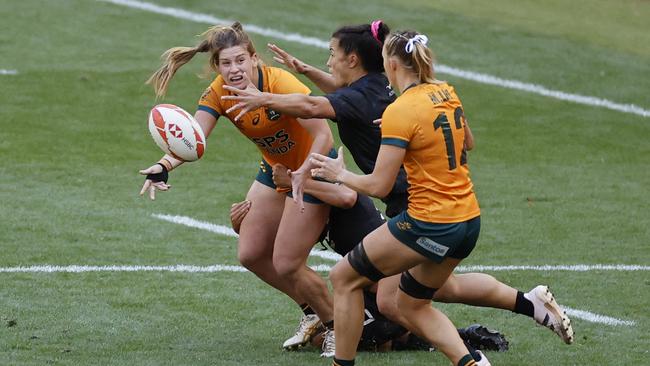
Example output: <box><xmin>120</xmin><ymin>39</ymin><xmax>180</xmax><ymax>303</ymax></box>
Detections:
<box><xmin>311</xmin><ymin>31</ymin><xmax>572</xmax><ymax>366</ymax></box>
<box><xmin>138</xmin><ymin>22</ymin><xmax>338</xmax><ymax>348</ymax></box>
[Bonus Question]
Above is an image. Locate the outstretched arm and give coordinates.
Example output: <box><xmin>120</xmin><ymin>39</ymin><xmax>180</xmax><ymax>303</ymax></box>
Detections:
<box><xmin>221</xmin><ymin>86</ymin><xmax>336</xmax><ymax>121</ymax></box>
<box><xmin>268</xmin><ymin>43</ymin><xmax>339</xmax><ymax>93</ymax></box>
<box><xmin>138</xmin><ymin>110</ymin><xmax>217</xmax><ymax>200</ymax></box>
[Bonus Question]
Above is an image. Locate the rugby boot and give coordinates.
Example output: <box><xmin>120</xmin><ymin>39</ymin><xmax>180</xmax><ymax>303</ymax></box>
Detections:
<box><xmin>320</xmin><ymin>329</ymin><xmax>336</xmax><ymax>357</ymax></box>
<box><xmin>525</xmin><ymin>285</ymin><xmax>575</xmax><ymax>344</ymax></box>
<box><xmin>283</xmin><ymin>314</ymin><xmax>321</xmax><ymax>350</ymax></box>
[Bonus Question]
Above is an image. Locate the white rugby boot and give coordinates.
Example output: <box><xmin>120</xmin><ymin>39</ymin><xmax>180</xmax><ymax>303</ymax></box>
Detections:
<box><xmin>475</xmin><ymin>350</ymin><xmax>492</xmax><ymax>366</ymax></box>
<box><xmin>525</xmin><ymin>285</ymin><xmax>575</xmax><ymax>344</ymax></box>
<box><xmin>282</xmin><ymin>314</ymin><xmax>321</xmax><ymax>350</ymax></box>
<box><xmin>319</xmin><ymin>328</ymin><xmax>335</xmax><ymax>357</ymax></box>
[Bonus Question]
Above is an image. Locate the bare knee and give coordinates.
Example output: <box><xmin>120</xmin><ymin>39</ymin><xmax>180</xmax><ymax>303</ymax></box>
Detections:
<box><xmin>238</xmin><ymin>250</ymin><xmax>264</xmax><ymax>271</ymax></box>
<box><xmin>376</xmin><ymin>291</ymin><xmax>401</xmax><ymax>322</ymax></box>
<box><xmin>330</xmin><ymin>260</ymin><xmax>367</xmax><ymax>294</ymax></box>
<box><xmin>396</xmin><ymin>291</ymin><xmax>430</xmax><ymax>318</ymax></box>
<box><xmin>433</xmin><ymin>275</ymin><xmax>461</xmax><ymax>303</ymax></box>
<box><xmin>273</xmin><ymin>256</ymin><xmax>302</xmax><ymax>279</ymax></box>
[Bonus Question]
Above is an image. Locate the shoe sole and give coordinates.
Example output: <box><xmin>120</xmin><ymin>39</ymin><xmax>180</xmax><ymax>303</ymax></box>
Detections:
<box><xmin>537</xmin><ymin>286</ymin><xmax>575</xmax><ymax>344</ymax></box>
<box><xmin>283</xmin><ymin>341</ymin><xmax>309</xmax><ymax>351</ymax></box>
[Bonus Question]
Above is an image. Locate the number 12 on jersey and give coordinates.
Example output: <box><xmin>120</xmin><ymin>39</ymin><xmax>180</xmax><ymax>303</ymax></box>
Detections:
<box><xmin>433</xmin><ymin>106</ymin><xmax>467</xmax><ymax>170</ymax></box>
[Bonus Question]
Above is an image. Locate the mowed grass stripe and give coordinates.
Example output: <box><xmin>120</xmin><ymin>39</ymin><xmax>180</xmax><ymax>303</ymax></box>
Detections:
<box><xmin>100</xmin><ymin>0</ymin><xmax>650</xmax><ymax>118</ymax></box>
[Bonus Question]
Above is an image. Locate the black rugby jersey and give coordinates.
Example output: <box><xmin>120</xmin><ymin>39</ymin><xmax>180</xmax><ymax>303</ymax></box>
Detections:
<box><xmin>324</xmin><ymin>73</ymin><xmax>408</xmax><ymax>209</ymax></box>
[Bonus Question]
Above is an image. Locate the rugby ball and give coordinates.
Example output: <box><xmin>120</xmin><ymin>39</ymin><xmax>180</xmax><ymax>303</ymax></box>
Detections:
<box><xmin>148</xmin><ymin>104</ymin><xmax>205</xmax><ymax>162</ymax></box>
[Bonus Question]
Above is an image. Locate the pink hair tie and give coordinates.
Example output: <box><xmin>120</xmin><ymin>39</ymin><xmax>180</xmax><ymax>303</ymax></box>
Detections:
<box><xmin>370</xmin><ymin>20</ymin><xmax>383</xmax><ymax>44</ymax></box>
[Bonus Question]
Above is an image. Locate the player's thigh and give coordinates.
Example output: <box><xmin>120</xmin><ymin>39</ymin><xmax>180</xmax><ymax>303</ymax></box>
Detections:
<box><xmin>407</xmin><ymin>257</ymin><xmax>462</xmax><ymax>290</ymax></box>
<box><xmin>238</xmin><ymin>180</ymin><xmax>285</xmax><ymax>260</ymax></box>
<box><xmin>361</xmin><ymin>223</ymin><xmax>429</xmax><ymax>277</ymax></box>
<box><xmin>396</xmin><ymin>258</ymin><xmax>461</xmax><ymax>311</ymax></box>
<box><xmin>273</xmin><ymin>197</ymin><xmax>330</xmax><ymax>268</ymax></box>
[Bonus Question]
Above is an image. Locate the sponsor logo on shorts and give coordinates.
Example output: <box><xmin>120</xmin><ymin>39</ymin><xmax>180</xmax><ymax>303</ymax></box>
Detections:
<box><xmin>416</xmin><ymin>237</ymin><xmax>449</xmax><ymax>257</ymax></box>
<box><xmin>396</xmin><ymin>221</ymin><xmax>412</xmax><ymax>231</ymax></box>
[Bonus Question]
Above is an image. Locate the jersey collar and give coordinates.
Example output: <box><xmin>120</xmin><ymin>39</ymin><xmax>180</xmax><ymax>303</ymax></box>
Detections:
<box><xmin>257</xmin><ymin>66</ymin><xmax>264</xmax><ymax>91</ymax></box>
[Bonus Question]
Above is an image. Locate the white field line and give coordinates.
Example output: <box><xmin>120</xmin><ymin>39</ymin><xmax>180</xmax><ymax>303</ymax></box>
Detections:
<box><xmin>2</xmin><ymin>215</ymin><xmax>638</xmax><ymax>327</ymax></box>
<box><xmin>0</xmin><ymin>263</ymin><xmax>634</xmax><ymax>326</ymax></box>
<box><xmin>152</xmin><ymin>213</ymin><xmax>238</xmax><ymax>237</ymax></box>
<box><xmin>0</xmin><ymin>69</ymin><xmax>18</xmax><ymax>75</ymax></box>
<box><xmin>152</xmin><ymin>213</ymin><xmax>650</xmax><ymax>273</ymax></box>
<box><xmin>0</xmin><ymin>264</ymin><xmax>332</xmax><ymax>273</ymax></box>
<box><xmin>152</xmin><ymin>213</ymin><xmax>342</xmax><ymax>261</ymax></box>
<box><xmin>99</xmin><ymin>0</ymin><xmax>650</xmax><ymax>118</ymax></box>
<box><xmin>563</xmin><ymin>306</ymin><xmax>636</xmax><ymax>326</ymax></box>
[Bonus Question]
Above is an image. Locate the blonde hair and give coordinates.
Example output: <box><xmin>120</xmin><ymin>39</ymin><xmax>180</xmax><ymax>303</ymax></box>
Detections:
<box><xmin>146</xmin><ymin>22</ymin><xmax>256</xmax><ymax>97</ymax></box>
<box><xmin>383</xmin><ymin>30</ymin><xmax>440</xmax><ymax>85</ymax></box>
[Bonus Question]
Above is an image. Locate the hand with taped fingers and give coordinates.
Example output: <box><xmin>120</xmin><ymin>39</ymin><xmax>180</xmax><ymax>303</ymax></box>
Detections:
<box><xmin>221</xmin><ymin>72</ymin><xmax>259</xmax><ymax>122</ymax></box>
<box><xmin>272</xmin><ymin>164</ymin><xmax>291</xmax><ymax>188</ymax></box>
<box><xmin>310</xmin><ymin>146</ymin><xmax>346</xmax><ymax>184</ymax></box>
<box><xmin>139</xmin><ymin>163</ymin><xmax>171</xmax><ymax>200</ymax></box>
<box><xmin>267</xmin><ymin>43</ymin><xmax>309</xmax><ymax>74</ymax></box>
<box><xmin>230</xmin><ymin>200</ymin><xmax>251</xmax><ymax>234</ymax></box>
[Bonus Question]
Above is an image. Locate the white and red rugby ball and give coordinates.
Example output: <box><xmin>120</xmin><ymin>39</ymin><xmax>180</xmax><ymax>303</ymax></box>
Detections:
<box><xmin>148</xmin><ymin>104</ymin><xmax>206</xmax><ymax>162</ymax></box>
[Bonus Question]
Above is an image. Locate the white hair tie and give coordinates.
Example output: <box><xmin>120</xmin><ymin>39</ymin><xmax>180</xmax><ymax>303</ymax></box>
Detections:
<box><xmin>405</xmin><ymin>34</ymin><xmax>428</xmax><ymax>53</ymax></box>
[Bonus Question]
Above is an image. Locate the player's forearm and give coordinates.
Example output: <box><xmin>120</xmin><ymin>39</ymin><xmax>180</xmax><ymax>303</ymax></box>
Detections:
<box><xmin>304</xmin><ymin>179</ymin><xmax>357</xmax><ymax>209</ymax></box>
<box><xmin>158</xmin><ymin>154</ymin><xmax>183</xmax><ymax>171</ymax></box>
<box><xmin>337</xmin><ymin>170</ymin><xmax>392</xmax><ymax>199</ymax></box>
<box><xmin>263</xmin><ymin>93</ymin><xmax>324</xmax><ymax>119</ymax></box>
<box><xmin>302</xmin><ymin>66</ymin><xmax>339</xmax><ymax>94</ymax></box>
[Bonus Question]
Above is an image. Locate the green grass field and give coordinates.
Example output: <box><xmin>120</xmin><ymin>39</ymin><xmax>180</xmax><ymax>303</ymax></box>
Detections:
<box><xmin>1</xmin><ymin>0</ymin><xmax>649</xmax><ymax>365</ymax></box>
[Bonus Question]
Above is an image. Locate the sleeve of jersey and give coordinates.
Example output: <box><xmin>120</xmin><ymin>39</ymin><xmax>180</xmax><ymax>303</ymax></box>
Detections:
<box><xmin>197</xmin><ymin>82</ymin><xmax>223</xmax><ymax>119</ymax></box>
<box><xmin>324</xmin><ymin>88</ymin><xmax>364</xmax><ymax>124</ymax></box>
<box><xmin>380</xmin><ymin>106</ymin><xmax>411</xmax><ymax>149</ymax></box>
<box><xmin>269</xmin><ymin>68</ymin><xmax>311</xmax><ymax>95</ymax></box>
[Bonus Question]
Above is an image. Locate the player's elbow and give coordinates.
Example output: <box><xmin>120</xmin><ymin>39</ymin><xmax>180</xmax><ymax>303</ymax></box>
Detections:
<box><xmin>464</xmin><ymin>139</ymin><xmax>475</xmax><ymax>151</ymax></box>
<box><xmin>338</xmin><ymin>190</ymin><xmax>357</xmax><ymax>209</ymax></box>
<box><xmin>301</xmin><ymin>103</ymin><xmax>322</xmax><ymax>119</ymax></box>
<box><xmin>369</xmin><ymin>182</ymin><xmax>392</xmax><ymax>199</ymax></box>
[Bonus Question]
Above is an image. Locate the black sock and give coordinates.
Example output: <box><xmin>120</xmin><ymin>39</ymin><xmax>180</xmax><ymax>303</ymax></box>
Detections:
<box><xmin>463</xmin><ymin>340</ymin><xmax>481</xmax><ymax>361</ymax></box>
<box><xmin>300</xmin><ymin>303</ymin><xmax>315</xmax><ymax>316</ymax></box>
<box><xmin>513</xmin><ymin>291</ymin><xmax>535</xmax><ymax>317</ymax></box>
<box><xmin>457</xmin><ymin>354</ymin><xmax>476</xmax><ymax>366</ymax></box>
<box><xmin>333</xmin><ymin>357</ymin><xmax>354</xmax><ymax>366</ymax></box>
<box><xmin>323</xmin><ymin>319</ymin><xmax>334</xmax><ymax>330</ymax></box>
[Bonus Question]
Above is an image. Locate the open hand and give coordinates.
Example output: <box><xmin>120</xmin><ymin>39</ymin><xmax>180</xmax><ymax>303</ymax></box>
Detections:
<box><xmin>139</xmin><ymin>163</ymin><xmax>171</xmax><ymax>200</ymax></box>
<box><xmin>268</xmin><ymin>43</ymin><xmax>309</xmax><ymax>74</ymax></box>
<box><xmin>310</xmin><ymin>147</ymin><xmax>346</xmax><ymax>183</ymax></box>
<box><xmin>230</xmin><ymin>200</ymin><xmax>251</xmax><ymax>234</ymax></box>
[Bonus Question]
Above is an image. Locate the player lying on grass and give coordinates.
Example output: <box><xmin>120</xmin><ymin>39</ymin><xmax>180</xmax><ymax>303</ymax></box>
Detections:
<box><xmin>230</xmin><ymin>165</ymin><xmax>509</xmax><ymax>356</ymax></box>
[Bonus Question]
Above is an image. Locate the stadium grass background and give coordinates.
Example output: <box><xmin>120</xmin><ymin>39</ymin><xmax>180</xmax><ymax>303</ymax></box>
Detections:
<box><xmin>0</xmin><ymin>0</ymin><xmax>648</xmax><ymax>364</ymax></box>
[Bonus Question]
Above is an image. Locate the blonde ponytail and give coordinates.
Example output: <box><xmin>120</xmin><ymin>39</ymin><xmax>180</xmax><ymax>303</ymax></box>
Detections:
<box><xmin>384</xmin><ymin>31</ymin><xmax>440</xmax><ymax>85</ymax></box>
<box><xmin>146</xmin><ymin>21</ymin><xmax>256</xmax><ymax>98</ymax></box>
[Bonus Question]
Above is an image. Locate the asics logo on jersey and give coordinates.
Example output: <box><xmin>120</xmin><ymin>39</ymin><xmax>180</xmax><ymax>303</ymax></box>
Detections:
<box><xmin>415</xmin><ymin>237</ymin><xmax>450</xmax><ymax>257</ymax></box>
